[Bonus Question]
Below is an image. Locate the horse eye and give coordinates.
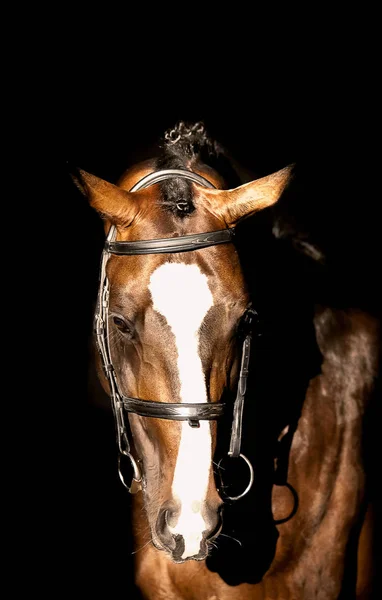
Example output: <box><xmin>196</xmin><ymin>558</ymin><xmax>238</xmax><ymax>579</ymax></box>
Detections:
<box><xmin>112</xmin><ymin>315</ymin><xmax>133</xmax><ymax>336</ymax></box>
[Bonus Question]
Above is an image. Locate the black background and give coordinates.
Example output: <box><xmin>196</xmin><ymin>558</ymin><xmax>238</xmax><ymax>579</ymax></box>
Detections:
<box><xmin>21</xmin><ymin>31</ymin><xmax>381</xmax><ymax>598</ymax></box>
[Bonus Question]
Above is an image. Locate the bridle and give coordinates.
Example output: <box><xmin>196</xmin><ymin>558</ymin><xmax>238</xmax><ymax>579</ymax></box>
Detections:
<box><xmin>94</xmin><ymin>169</ymin><xmax>256</xmax><ymax>501</ymax></box>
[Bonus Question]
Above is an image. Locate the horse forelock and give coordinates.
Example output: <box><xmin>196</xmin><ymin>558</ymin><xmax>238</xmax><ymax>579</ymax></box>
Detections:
<box><xmin>153</xmin><ymin>121</ymin><xmax>242</xmax><ymax>218</ymax></box>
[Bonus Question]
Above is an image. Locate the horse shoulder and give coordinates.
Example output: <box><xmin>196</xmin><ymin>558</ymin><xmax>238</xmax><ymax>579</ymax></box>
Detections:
<box><xmin>269</xmin><ymin>306</ymin><xmax>379</xmax><ymax>597</ymax></box>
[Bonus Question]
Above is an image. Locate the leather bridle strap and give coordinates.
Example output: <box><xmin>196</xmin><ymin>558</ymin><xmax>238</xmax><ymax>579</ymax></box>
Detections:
<box><xmin>228</xmin><ymin>308</ymin><xmax>258</xmax><ymax>458</ymax></box>
<box><xmin>106</xmin><ymin>229</ymin><xmax>235</xmax><ymax>255</ymax></box>
<box><xmin>122</xmin><ymin>398</ymin><xmax>225</xmax><ymax>422</ymax></box>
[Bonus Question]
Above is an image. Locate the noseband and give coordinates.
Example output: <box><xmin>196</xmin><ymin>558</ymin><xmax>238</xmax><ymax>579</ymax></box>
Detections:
<box><xmin>94</xmin><ymin>169</ymin><xmax>255</xmax><ymax>500</ymax></box>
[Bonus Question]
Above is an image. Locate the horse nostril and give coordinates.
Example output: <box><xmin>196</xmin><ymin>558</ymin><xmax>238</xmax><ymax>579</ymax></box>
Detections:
<box><xmin>156</xmin><ymin>506</ymin><xmax>180</xmax><ymax>550</ymax></box>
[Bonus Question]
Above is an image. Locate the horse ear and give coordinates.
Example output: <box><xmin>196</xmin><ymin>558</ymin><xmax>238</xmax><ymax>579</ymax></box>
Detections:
<box><xmin>204</xmin><ymin>165</ymin><xmax>294</xmax><ymax>225</ymax></box>
<box><xmin>71</xmin><ymin>169</ymin><xmax>138</xmax><ymax>226</ymax></box>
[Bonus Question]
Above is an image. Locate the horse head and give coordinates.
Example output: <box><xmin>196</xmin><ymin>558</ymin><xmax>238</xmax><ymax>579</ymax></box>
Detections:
<box><xmin>74</xmin><ymin>123</ymin><xmax>293</xmax><ymax>562</ymax></box>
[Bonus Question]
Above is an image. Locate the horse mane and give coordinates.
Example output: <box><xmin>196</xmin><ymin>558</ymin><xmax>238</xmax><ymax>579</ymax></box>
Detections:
<box><xmin>155</xmin><ymin>121</ymin><xmax>242</xmax><ymax>217</ymax></box>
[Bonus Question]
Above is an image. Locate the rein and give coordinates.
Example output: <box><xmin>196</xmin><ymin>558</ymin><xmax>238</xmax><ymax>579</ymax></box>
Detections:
<box><xmin>94</xmin><ymin>169</ymin><xmax>255</xmax><ymax>500</ymax></box>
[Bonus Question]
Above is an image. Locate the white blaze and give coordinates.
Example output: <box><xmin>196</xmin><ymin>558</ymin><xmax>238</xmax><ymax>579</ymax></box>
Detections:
<box><xmin>149</xmin><ymin>262</ymin><xmax>213</xmax><ymax>559</ymax></box>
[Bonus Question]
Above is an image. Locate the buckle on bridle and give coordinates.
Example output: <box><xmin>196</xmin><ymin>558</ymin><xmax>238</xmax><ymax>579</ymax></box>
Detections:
<box><xmin>238</xmin><ymin>306</ymin><xmax>260</xmax><ymax>339</ymax></box>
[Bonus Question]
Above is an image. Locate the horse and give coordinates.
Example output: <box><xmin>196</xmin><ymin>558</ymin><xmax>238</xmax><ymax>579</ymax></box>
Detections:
<box><xmin>72</xmin><ymin>121</ymin><xmax>380</xmax><ymax>599</ymax></box>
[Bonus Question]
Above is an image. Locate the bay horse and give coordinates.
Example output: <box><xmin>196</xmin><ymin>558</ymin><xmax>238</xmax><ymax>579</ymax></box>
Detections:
<box><xmin>73</xmin><ymin>122</ymin><xmax>379</xmax><ymax>599</ymax></box>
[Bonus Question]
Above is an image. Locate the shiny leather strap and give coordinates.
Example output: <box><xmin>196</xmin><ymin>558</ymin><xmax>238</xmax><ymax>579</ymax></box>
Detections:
<box><xmin>129</xmin><ymin>169</ymin><xmax>216</xmax><ymax>191</ymax></box>
<box><xmin>106</xmin><ymin>228</ymin><xmax>235</xmax><ymax>255</ymax></box>
<box><xmin>122</xmin><ymin>397</ymin><xmax>225</xmax><ymax>423</ymax></box>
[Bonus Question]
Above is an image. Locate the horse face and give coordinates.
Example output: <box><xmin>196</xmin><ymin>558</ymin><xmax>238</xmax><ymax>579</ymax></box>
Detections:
<box><xmin>106</xmin><ymin>238</ymin><xmax>248</xmax><ymax>561</ymax></box>
<box><xmin>74</xmin><ymin>158</ymin><xmax>292</xmax><ymax>562</ymax></box>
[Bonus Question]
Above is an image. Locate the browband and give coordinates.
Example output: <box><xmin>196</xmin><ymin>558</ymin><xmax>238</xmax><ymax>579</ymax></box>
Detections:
<box><xmin>105</xmin><ymin>168</ymin><xmax>234</xmax><ymax>255</ymax></box>
<box><xmin>106</xmin><ymin>228</ymin><xmax>235</xmax><ymax>255</ymax></box>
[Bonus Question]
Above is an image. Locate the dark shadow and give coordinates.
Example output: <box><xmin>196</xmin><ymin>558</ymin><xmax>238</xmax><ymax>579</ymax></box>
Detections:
<box><xmin>206</xmin><ymin>202</ymin><xmax>323</xmax><ymax>584</ymax></box>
